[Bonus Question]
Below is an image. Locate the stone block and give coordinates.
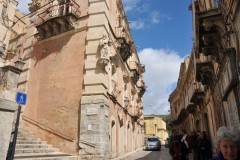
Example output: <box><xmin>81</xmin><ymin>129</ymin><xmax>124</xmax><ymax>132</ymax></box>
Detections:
<box><xmin>84</xmin><ymin>74</ymin><xmax>108</xmax><ymax>87</ymax></box>
<box><xmin>89</xmin><ymin>0</ymin><xmax>110</xmax><ymax>9</ymax></box>
<box><xmin>86</xmin><ymin>43</ymin><xmax>99</xmax><ymax>55</ymax></box>
<box><xmin>88</xmin><ymin>14</ymin><xmax>109</xmax><ymax>28</ymax></box>
<box><xmin>85</xmin><ymin>60</ymin><xmax>98</xmax><ymax>69</ymax></box>
<box><xmin>0</xmin><ymin>99</ymin><xmax>18</xmax><ymax>111</ymax></box>
<box><xmin>87</xmin><ymin>27</ymin><xmax>106</xmax><ymax>41</ymax></box>
<box><xmin>89</xmin><ymin>1</ymin><xmax>109</xmax><ymax>15</ymax></box>
<box><xmin>0</xmin><ymin>111</ymin><xmax>15</xmax><ymax>160</ymax></box>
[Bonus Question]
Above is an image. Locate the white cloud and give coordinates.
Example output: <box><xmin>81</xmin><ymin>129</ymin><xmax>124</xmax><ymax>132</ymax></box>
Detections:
<box><xmin>138</xmin><ymin>48</ymin><xmax>184</xmax><ymax>115</ymax></box>
<box><xmin>122</xmin><ymin>0</ymin><xmax>142</xmax><ymax>12</ymax></box>
<box><xmin>130</xmin><ymin>21</ymin><xmax>145</xmax><ymax>30</ymax></box>
<box><xmin>150</xmin><ymin>11</ymin><xmax>172</xmax><ymax>24</ymax></box>
<box><xmin>150</xmin><ymin>11</ymin><xmax>160</xmax><ymax>24</ymax></box>
<box><xmin>17</xmin><ymin>0</ymin><xmax>31</xmax><ymax>14</ymax></box>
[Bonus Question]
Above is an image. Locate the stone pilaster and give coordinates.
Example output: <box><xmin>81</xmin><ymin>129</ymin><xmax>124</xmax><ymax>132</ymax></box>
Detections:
<box><xmin>0</xmin><ymin>66</ymin><xmax>20</xmax><ymax>159</ymax></box>
<box><xmin>80</xmin><ymin>1</ymin><xmax>111</xmax><ymax>158</ymax></box>
<box><xmin>79</xmin><ymin>97</ymin><xmax>109</xmax><ymax>159</ymax></box>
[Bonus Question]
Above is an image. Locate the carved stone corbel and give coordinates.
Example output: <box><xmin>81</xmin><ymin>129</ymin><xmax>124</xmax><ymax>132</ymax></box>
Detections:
<box><xmin>111</xmin><ymin>80</ymin><xmax>121</xmax><ymax>98</ymax></box>
<box><xmin>202</xmin><ymin>21</ymin><xmax>214</xmax><ymax>31</ymax></box>
<box><xmin>29</xmin><ymin>0</ymin><xmax>41</xmax><ymax>13</ymax></box>
<box><xmin>123</xmin><ymin>73</ymin><xmax>130</xmax><ymax>83</ymax></box>
<box><xmin>131</xmin><ymin>88</ymin><xmax>136</xmax><ymax>95</ymax></box>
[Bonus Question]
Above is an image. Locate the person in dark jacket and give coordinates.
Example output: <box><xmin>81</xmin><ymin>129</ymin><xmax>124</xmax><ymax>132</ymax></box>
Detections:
<box><xmin>210</xmin><ymin>126</ymin><xmax>240</xmax><ymax>160</ymax></box>
<box><xmin>192</xmin><ymin>132</ymin><xmax>201</xmax><ymax>160</ymax></box>
<box><xmin>170</xmin><ymin>135</ymin><xmax>189</xmax><ymax>160</ymax></box>
<box><xmin>199</xmin><ymin>131</ymin><xmax>212</xmax><ymax>160</ymax></box>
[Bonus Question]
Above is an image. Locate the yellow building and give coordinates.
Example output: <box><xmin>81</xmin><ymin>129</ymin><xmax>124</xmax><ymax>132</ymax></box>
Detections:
<box><xmin>144</xmin><ymin>115</ymin><xmax>169</xmax><ymax>145</ymax></box>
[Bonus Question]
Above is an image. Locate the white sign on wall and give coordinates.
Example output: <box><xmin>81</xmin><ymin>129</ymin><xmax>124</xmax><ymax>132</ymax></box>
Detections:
<box><xmin>87</xmin><ymin>124</ymin><xmax>92</xmax><ymax>131</ymax></box>
<box><xmin>86</xmin><ymin>108</ymin><xmax>98</xmax><ymax>115</ymax></box>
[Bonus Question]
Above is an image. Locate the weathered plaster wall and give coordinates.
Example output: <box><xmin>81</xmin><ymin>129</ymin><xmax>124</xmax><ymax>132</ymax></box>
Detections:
<box><xmin>21</xmin><ymin>30</ymin><xmax>87</xmax><ymax>154</ymax></box>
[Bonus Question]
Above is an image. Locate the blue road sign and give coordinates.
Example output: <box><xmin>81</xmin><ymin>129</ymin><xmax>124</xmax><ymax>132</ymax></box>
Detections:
<box><xmin>16</xmin><ymin>92</ymin><xmax>27</xmax><ymax>105</ymax></box>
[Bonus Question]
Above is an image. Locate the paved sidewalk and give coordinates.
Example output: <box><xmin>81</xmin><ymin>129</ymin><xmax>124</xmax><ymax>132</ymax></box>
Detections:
<box><xmin>121</xmin><ymin>146</ymin><xmax>172</xmax><ymax>160</ymax></box>
<box><xmin>112</xmin><ymin>147</ymin><xmax>144</xmax><ymax>160</ymax></box>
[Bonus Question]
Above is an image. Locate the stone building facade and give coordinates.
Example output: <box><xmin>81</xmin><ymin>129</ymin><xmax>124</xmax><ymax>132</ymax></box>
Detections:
<box><xmin>1</xmin><ymin>0</ymin><xmax>146</xmax><ymax>159</ymax></box>
<box><xmin>144</xmin><ymin>115</ymin><xmax>169</xmax><ymax>145</ymax></box>
<box><xmin>0</xmin><ymin>0</ymin><xmax>25</xmax><ymax>159</ymax></box>
<box><xmin>169</xmin><ymin>0</ymin><xmax>240</xmax><ymax>145</ymax></box>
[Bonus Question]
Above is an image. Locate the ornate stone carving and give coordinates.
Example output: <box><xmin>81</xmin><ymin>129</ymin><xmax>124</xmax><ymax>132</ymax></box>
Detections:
<box><xmin>130</xmin><ymin>70</ymin><xmax>140</xmax><ymax>84</ymax></box>
<box><xmin>33</xmin><ymin>0</ymin><xmax>81</xmax><ymax>39</ymax></box>
<box><xmin>29</xmin><ymin>0</ymin><xmax>41</xmax><ymax>13</ymax></box>
<box><xmin>99</xmin><ymin>33</ymin><xmax>111</xmax><ymax>59</ymax></box>
<box><xmin>123</xmin><ymin>73</ymin><xmax>130</xmax><ymax>83</ymax></box>
<box><xmin>111</xmin><ymin>80</ymin><xmax>121</xmax><ymax>98</ymax></box>
<box><xmin>131</xmin><ymin>89</ymin><xmax>136</xmax><ymax>95</ymax></box>
<box><xmin>116</xmin><ymin>27</ymin><xmax>131</xmax><ymax>62</ymax></box>
<box><xmin>116</xmin><ymin>13</ymin><xmax>122</xmax><ymax>28</ymax></box>
<box><xmin>97</xmin><ymin>34</ymin><xmax>111</xmax><ymax>70</ymax></box>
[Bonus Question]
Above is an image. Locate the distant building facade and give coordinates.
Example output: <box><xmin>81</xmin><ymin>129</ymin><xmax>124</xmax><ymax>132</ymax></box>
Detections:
<box><xmin>144</xmin><ymin>115</ymin><xmax>169</xmax><ymax>144</ymax></box>
<box><xmin>1</xmin><ymin>0</ymin><xmax>146</xmax><ymax>159</ymax></box>
<box><xmin>169</xmin><ymin>0</ymin><xmax>240</xmax><ymax>145</ymax></box>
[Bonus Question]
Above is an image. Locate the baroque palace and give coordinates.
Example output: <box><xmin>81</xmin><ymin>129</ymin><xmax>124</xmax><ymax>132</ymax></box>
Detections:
<box><xmin>0</xmin><ymin>0</ymin><xmax>146</xmax><ymax>159</ymax></box>
<box><xmin>169</xmin><ymin>0</ymin><xmax>240</xmax><ymax>145</ymax></box>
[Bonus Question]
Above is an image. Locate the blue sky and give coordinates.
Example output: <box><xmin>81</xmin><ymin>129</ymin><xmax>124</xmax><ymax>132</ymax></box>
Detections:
<box><xmin>17</xmin><ymin>0</ymin><xmax>193</xmax><ymax>115</ymax></box>
<box><xmin>123</xmin><ymin>0</ymin><xmax>193</xmax><ymax>115</ymax></box>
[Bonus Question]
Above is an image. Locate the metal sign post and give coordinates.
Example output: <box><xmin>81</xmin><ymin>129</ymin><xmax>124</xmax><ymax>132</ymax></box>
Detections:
<box><xmin>7</xmin><ymin>92</ymin><xmax>27</xmax><ymax>160</ymax></box>
<box><xmin>8</xmin><ymin>104</ymin><xmax>21</xmax><ymax>160</ymax></box>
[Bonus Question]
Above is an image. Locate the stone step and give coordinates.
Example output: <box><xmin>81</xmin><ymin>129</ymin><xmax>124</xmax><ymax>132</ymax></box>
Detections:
<box><xmin>15</xmin><ymin>148</ymin><xmax>59</xmax><ymax>154</ymax></box>
<box><xmin>17</xmin><ymin>140</ymin><xmax>47</xmax><ymax>144</ymax></box>
<box><xmin>12</xmin><ymin>130</ymin><xmax>77</xmax><ymax>159</ymax></box>
<box><xmin>14</xmin><ymin>152</ymin><xmax>77</xmax><ymax>160</ymax></box>
<box><xmin>16</xmin><ymin>144</ymin><xmax>52</xmax><ymax>149</ymax></box>
<box><xmin>15</xmin><ymin>156</ymin><xmax>78</xmax><ymax>160</ymax></box>
<box><xmin>17</xmin><ymin>133</ymin><xmax>35</xmax><ymax>137</ymax></box>
<box><xmin>16</xmin><ymin>137</ymin><xmax>40</xmax><ymax>141</ymax></box>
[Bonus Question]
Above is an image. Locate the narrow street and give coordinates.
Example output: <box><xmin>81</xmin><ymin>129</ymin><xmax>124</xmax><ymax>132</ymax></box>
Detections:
<box><xmin>123</xmin><ymin>146</ymin><xmax>172</xmax><ymax>160</ymax></box>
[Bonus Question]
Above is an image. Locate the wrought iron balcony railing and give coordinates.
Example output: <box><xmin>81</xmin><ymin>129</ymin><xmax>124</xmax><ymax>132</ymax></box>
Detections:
<box><xmin>34</xmin><ymin>1</ymin><xmax>80</xmax><ymax>26</ymax></box>
<box><xmin>33</xmin><ymin>0</ymin><xmax>81</xmax><ymax>39</ymax></box>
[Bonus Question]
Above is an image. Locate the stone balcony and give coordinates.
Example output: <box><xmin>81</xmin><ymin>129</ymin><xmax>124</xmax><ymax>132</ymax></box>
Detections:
<box><xmin>196</xmin><ymin>54</ymin><xmax>215</xmax><ymax>86</ymax></box>
<box><xmin>32</xmin><ymin>0</ymin><xmax>81</xmax><ymax>40</ymax></box>
<box><xmin>131</xmin><ymin>109</ymin><xmax>142</xmax><ymax>121</ymax></box>
<box><xmin>137</xmin><ymin>80</ymin><xmax>146</xmax><ymax>97</ymax></box>
<box><xmin>116</xmin><ymin>37</ymin><xmax>131</xmax><ymax>62</ymax></box>
<box><xmin>129</xmin><ymin>61</ymin><xmax>140</xmax><ymax>84</ymax></box>
<box><xmin>199</xmin><ymin>26</ymin><xmax>222</xmax><ymax>62</ymax></box>
<box><xmin>190</xmin><ymin>82</ymin><xmax>204</xmax><ymax>106</ymax></box>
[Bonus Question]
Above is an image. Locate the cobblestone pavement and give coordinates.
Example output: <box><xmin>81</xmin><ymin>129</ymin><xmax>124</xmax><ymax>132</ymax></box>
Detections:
<box><xmin>123</xmin><ymin>146</ymin><xmax>172</xmax><ymax>160</ymax></box>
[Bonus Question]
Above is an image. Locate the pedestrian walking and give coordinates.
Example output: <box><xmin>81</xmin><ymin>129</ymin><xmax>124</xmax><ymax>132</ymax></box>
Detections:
<box><xmin>170</xmin><ymin>135</ymin><xmax>188</xmax><ymax>160</ymax></box>
<box><xmin>192</xmin><ymin>132</ymin><xmax>201</xmax><ymax>160</ymax></box>
<box><xmin>181</xmin><ymin>129</ymin><xmax>193</xmax><ymax>160</ymax></box>
<box><xmin>169</xmin><ymin>129</ymin><xmax>177</xmax><ymax>149</ymax></box>
<box><xmin>199</xmin><ymin>131</ymin><xmax>212</xmax><ymax>160</ymax></box>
